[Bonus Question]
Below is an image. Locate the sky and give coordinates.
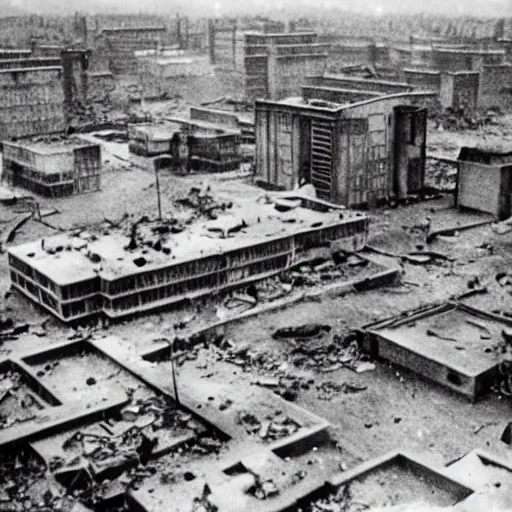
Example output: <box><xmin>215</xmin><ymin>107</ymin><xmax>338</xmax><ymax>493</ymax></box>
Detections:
<box><xmin>2</xmin><ymin>0</ymin><xmax>512</xmax><ymax>17</ymax></box>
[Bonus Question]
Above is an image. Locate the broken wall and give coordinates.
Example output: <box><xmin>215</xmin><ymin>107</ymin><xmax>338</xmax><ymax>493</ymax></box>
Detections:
<box><xmin>403</xmin><ymin>70</ymin><xmax>441</xmax><ymax>92</ymax></box>
<box><xmin>440</xmin><ymin>72</ymin><xmax>480</xmax><ymax>110</ymax></box>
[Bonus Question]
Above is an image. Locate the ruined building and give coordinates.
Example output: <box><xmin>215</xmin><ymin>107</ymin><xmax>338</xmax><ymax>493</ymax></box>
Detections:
<box><xmin>255</xmin><ymin>75</ymin><xmax>432</xmax><ymax>207</ymax></box>
<box><xmin>0</xmin><ymin>66</ymin><xmax>66</xmax><ymax>141</ymax></box>
<box><xmin>244</xmin><ymin>32</ymin><xmax>330</xmax><ymax>100</ymax></box>
<box><xmin>456</xmin><ymin>144</ymin><xmax>512</xmax><ymax>219</ymax></box>
<box><xmin>8</xmin><ymin>196</ymin><xmax>368</xmax><ymax>322</ymax></box>
<box><xmin>3</xmin><ymin>137</ymin><xmax>101</xmax><ymax>197</ymax></box>
<box><xmin>95</xmin><ymin>26</ymin><xmax>167</xmax><ymax>74</ymax></box>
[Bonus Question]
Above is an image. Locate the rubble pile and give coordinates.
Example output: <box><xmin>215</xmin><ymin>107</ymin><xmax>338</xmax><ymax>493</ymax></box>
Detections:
<box><xmin>0</xmin><ymin>449</ymin><xmax>64</xmax><ymax>512</ymax></box>
<box><xmin>175</xmin><ymin>184</ymin><xmax>234</xmax><ymax>221</ymax></box>
<box><xmin>432</xmin><ymin>108</ymin><xmax>501</xmax><ymax>132</ymax></box>
<box><xmin>0</xmin><ymin>371</ymin><xmax>43</xmax><ymax>429</ymax></box>
<box><xmin>200</xmin><ymin>325</ymin><xmax>373</xmax><ymax>401</ymax></box>
<box><xmin>279</xmin><ymin>255</ymin><xmax>371</xmax><ymax>289</ymax></box>
<box><xmin>300</xmin><ymin>485</ymin><xmax>358</xmax><ymax>512</ymax></box>
<box><xmin>58</xmin><ymin>396</ymin><xmax>200</xmax><ymax>468</ymax></box>
<box><xmin>236</xmin><ymin>410</ymin><xmax>299</xmax><ymax>441</ymax></box>
<box><xmin>424</xmin><ymin>160</ymin><xmax>458</xmax><ymax>191</ymax></box>
<box><xmin>316</xmin><ymin>381</ymin><xmax>368</xmax><ymax>401</ymax></box>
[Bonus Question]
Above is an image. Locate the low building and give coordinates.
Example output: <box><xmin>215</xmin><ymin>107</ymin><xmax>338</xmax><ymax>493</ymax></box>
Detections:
<box><xmin>456</xmin><ymin>144</ymin><xmax>512</xmax><ymax>220</ymax></box>
<box><xmin>3</xmin><ymin>136</ymin><xmax>101</xmax><ymax>197</ymax></box>
<box><xmin>8</xmin><ymin>196</ymin><xmax>369</xmax><ymax>322</ymax></box>
<box><xmin>128</xmin><ymin>123</ymin><xmax>181</xmax><ymax>157</ymax></box>
<box><xmin>255</xmin><ymin>85</ymin><xmax>433</xmax><ymax>207</ymax></box>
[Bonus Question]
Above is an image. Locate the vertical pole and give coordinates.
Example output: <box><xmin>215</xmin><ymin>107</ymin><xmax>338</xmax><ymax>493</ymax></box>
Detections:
<box><xmin>170</xmin><ymin>337</ymin><xmax>180</xmax><ymax>405</ymax></box>
<box><xmin>232</xmin><ymin>20</ymin><xmax>237</xmax><ymax>70</ymax></box>
<box><xmin>177</xmin><ymin>13</ymin><xmax>182</xmax><ymax>49</ymax></box>
<box><xmin>154</xmin><ymin>159</ymin><xmax>162</xmax><ymax>220</ymax></box>
<box><xmin>208</xmin><ymin>19</ymin><xmax>216</xmax><ymax>65</ymax></box>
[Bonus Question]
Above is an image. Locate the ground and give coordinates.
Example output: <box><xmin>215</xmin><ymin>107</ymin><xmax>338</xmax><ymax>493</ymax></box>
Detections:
<box><xmin>2</xmin><ymin>69</ymin><xmax>512</xmax><ymax>511</ymax></box>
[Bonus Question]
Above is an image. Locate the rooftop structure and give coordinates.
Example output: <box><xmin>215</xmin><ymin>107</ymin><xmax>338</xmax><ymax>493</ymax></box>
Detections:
<box><xmin>3</xmin><ymin>136</ymin><xmax>101</xmax><ymax>197</ymax></box>
<box><xmin>8</xmin><ymin>194</ymin><xmax>368</xmax><ymax>322</ymax></box>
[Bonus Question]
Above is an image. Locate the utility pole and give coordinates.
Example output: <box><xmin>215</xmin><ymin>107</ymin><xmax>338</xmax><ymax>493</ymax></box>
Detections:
<box><xmin>170</xmin><ymin>337</ymin><xmax>180</xmax><ymax>405</ymax></box>
<box><xmin>154</xmin><ymin>158</ymin><xmax>162</xmax><ymax>220</ymax></box>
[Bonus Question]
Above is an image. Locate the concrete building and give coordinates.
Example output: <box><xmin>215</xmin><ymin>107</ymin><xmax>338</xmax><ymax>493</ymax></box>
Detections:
<box><xmin>255</xmin><ymin>80</ymin><xmax>433</xmax><ymax>207</ymax></box>
<box><xmin>3</xmin><ymin>137</ymin><xmax>101</xmax><ymax>197</ymax></box>
<box><xmin>96</xmin><ymin>26</ymin><xmax>167</xmax><ymax>74</ymax></box>
<box><xmin>129</xmin><ymin>118</ymin><xmax>242</xmax><ymax>173</ymax></box>
<box><xmin>0</xmin><ymin>66</ymin><xmax>66</xmax><ymax>141</ymax></box>
<box><xmin>7</xmin><ymin>196</ymin><xmax>368</xmax><ymax>322</ymax></box>
<box><xmin>456</xmin><ymin>144</ymin><xmax>512</xmax><ymax>220</ymax></box>
<box><xmin>244</xmin><ymin>32</ymin><xmax>329</xmax><ymax>100</ymax></box>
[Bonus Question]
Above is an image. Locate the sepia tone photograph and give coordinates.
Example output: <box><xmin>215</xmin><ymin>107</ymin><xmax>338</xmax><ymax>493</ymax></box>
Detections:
<box><xmin>0</xmin><ymin>0</ymin><xmax>512</xmax><ymax>510</ymax></box>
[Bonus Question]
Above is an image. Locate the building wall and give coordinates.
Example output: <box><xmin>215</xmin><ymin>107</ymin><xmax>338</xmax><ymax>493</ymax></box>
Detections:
<box><xmin>62</xmin><ymin>50</ymin><xmax>89</xmax><ymax>116</ymax></box>
<box><xmin>301</xmin><ymin>86</ymin><xmax>380</xmax><ymax>104</ymax></box>
<box><xmin>87</xmin><ymin>72</ymin><xmax>116</xmax><ymax>103</ymax></box>
<box><xmin>0</xmin><ymin>57</ymin><xmax>61</xmax><ymax>70</ymax></box>
<box><xmin>327</xmin><ymin>43</ymin><xmax>374</xmax><ymax>69</ymax></box>
<box><xmin>305</xmin><ymin>75</ymin><xmax>412</xmax><ymax>94</ymax></box>
<box><xmin>0</xmin><ymin>67</ymin><xmax>65</xmax><ymax>140</ymax></box>
<box><xmin>479</xmin><ymin>65</ymin><xmax>512</xmax><ymax>110</ymax></box>
<box><xmin>96</xmin><ymin>28</ymin><xmax>165</xmax><ymax>74</ymax></box>
<box><xmin>403</xmin><ymin>70</ymin><xmax>441</xmax><ymax>92</ymax></box>
<box><xmin>440</xmin><ymin>72</ymin><xmax>480</xmax><ymax>110</ymax></box>
<box><xmin>271</xmin><ymin>54</ymin><xmax>328</xmax><ymax>100</ymax></box>
<box><xmin>432</xmin><ymin>49</ymin><xmax>505</xmax><ymax>72</ymax></box>
<box><xmin>244</xmin><ymin>32</ymin><xmax>328</xmax><ymax>100</ymax></box>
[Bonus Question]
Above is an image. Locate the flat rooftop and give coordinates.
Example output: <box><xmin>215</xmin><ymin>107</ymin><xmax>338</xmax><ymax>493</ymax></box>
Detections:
<box><xmin>0</xmin><ymin>66</ymin><xmax>62</xmax><ymax>75</ymax></box>
<box><xmin>258</xmin><ymin>91</ymin><xmax>436</xmax><ymax>114</ymax></box>
<box><xmin>130</xmin><ymin>123</ymin><xmax>181</xmax><ymax>140</ymax></box>
<box><xmin>9</xmin><ymin>197</ymin><xmax>366</xmax><ymax>285</ymax></box>
<box><xmin>4</xmin><ymin>136</ymin><xmax>99</xmax><ymax>156</ymax></box>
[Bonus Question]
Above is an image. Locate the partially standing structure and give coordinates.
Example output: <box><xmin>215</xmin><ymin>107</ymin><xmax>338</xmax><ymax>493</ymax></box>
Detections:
<box><xmin>8</xmin><ymin>196</ymin><xmax>368</xmax><ymax>322</ymax></box>
<box><xmin>244</xmin><ymin>32</ymin><xmax>330</xmax><ymax>100</ymax></box>
<box><xmin>456</xmin><ymin>144</ymin><xmax>512</xmax><ymax>220</ymax></box>
<box><xmin>255</xmin><ymin>76</ymin><xmax>433</xmax><ymax>207</ymax></box>
<box><xmin>3</xmin><ymin>136</ymin><xmax>102</xmax><ymax>197</ymax></box>
<box><xmin>0</xmin><ymin>66</ymin><xmax>66</xmax><ymax>140</ymax></box>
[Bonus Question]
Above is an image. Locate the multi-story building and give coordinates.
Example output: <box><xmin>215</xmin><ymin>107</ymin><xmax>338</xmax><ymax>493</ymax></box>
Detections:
<box><xmin>8</xmin><ymin>196</ymin><xmax>368</xmax><ymax>322</ymax></box>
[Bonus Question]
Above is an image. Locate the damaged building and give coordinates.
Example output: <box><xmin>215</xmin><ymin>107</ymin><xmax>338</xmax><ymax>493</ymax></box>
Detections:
<box><xmin>135</xmin><ymin>114</ymin><xmax>243</xmax><ymax>173</ymax></box>
<box><xmin>255</xmin><ymin>75</ymin><xmax>433</xmax><ymax>207</ymax></box>
<box><xmin>244</xmin><ymin>32</ymin><xmax>330</xmax><ymax>100</ymax></box>
<box><xmin>2</xmin><ymin>136</ymin><xmax>102</xmax><ymax>197</ymax></box>
<box><xmin>0</xmin><ymin>66</ymin><xmax>66</xmax><ymax>140</ymax></box>
<box><xmin>7</xmin><ymin>195</ymin><xmax>368</xmax><ymax>322</ymax></box>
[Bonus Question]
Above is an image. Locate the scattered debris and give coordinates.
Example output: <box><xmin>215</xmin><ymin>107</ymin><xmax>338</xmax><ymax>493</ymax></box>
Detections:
<box><xmin>236</xmin><ymin>410</ymin><xmax>299</xmax><ymax>441</ymax></box>
<box><xmin>317</xmin><ymin>381</ymin><xmax>367</xmax><ymax>400</ymax></box>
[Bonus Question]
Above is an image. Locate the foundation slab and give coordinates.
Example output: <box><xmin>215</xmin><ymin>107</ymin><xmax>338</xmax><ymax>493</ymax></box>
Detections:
<box><xmin>362</xmin><ymin>302</ymin><xmax>509</xmax><ymax>399</ymax></box>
